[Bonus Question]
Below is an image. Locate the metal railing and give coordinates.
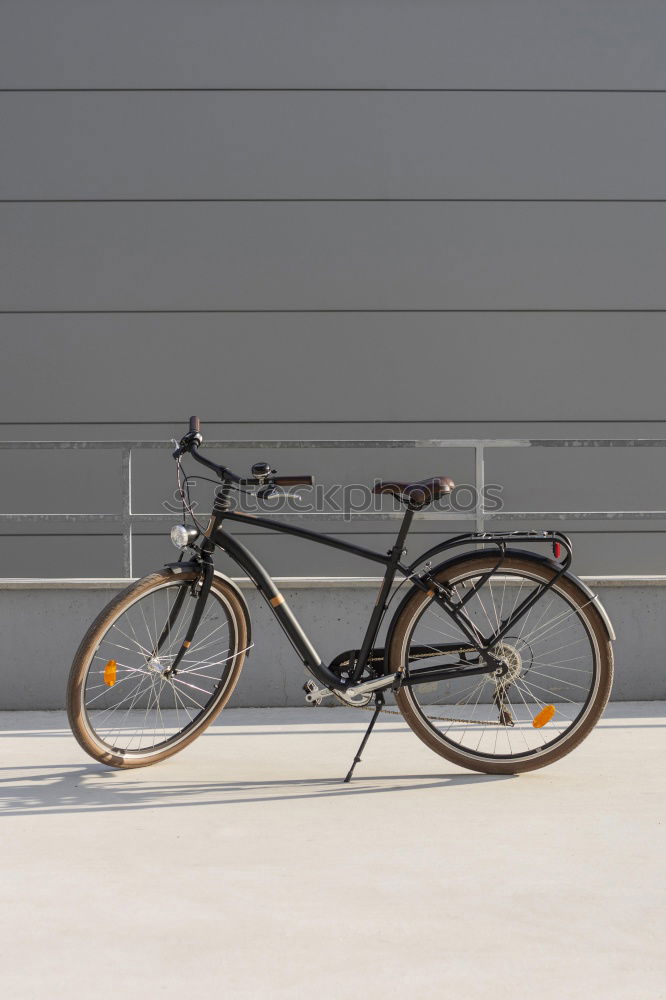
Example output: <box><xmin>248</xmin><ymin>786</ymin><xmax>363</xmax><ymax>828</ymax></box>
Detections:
<box><xmin>1</xmin><ymin>437</ymin><xmax>666</xmax><ymax>578</ymax></box>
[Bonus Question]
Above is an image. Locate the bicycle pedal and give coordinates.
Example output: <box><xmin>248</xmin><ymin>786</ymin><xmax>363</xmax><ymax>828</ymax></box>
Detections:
<box><xmin>303</xmin><ymin>679</ymin><xmax>330</xmax><ymax>706</ymax></box>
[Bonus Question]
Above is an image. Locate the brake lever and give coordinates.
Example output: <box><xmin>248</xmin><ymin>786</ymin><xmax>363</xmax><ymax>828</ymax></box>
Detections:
<box><xmin>276</xmin><ymin>490</ymin><xmax>304</xmax><ymax>501</ymax></box>
<box><xmin>172</xmin><ymin>431</ymin><xmax>203</xmax><ymax>460</ymax></box>
<box><xmin>257</xmin><ymin>485</ymin><xmax>304</xmax><ymax>502</ymax></box>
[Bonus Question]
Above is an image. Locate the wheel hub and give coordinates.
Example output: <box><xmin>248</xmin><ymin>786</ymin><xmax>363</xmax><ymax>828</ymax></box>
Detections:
<box><xmin>491</xmin><ymin>642</ymin><xmax>523</xmax><ymax>685</ymax></box>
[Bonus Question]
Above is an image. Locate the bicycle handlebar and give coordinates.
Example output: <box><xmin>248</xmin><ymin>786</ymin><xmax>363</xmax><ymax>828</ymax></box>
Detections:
<box><xmin>175</xmin><ymin>416</ymin><xmax>315</xmax><ymax>489</ymax></box>
<box><xmin>272</xmin><ymin>475</ymin><xmax>314</xmax><ymax>488</ymax></box>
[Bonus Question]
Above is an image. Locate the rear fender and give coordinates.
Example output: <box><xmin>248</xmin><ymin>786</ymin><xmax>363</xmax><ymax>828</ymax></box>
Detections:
<box><xmin>384</xmin><ymin>547</ymin><xmax>614</xmax><ymax>673</ymax></box>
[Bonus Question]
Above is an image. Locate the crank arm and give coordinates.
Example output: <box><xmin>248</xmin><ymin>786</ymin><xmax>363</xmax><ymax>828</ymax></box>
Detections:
<box><xmin>303</xmin><ymin>679</ymin><xmax>335</xmax><ymax>705</ymax></box>
<box><xmin>305</xmin><ymin>672</ymin><xmax>400</xmax><ymax>706</ymax></box>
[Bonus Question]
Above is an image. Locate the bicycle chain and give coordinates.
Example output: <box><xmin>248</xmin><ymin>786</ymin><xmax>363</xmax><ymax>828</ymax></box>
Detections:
<box><xmin>352</xmin><ymin>695</ymin><xmax>504</xmax><ymax>727</ymax></box>
<box><xmin>332</xmin><ymin>648</ymin><xmax>505</xmax><ymax>726</ymax></box>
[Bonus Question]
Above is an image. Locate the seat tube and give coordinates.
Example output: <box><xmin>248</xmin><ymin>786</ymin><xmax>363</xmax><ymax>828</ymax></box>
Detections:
<box><xmin>352</xmin><ymin>506</ymin><xmax>414</xmax><ymax>681</ymax></box>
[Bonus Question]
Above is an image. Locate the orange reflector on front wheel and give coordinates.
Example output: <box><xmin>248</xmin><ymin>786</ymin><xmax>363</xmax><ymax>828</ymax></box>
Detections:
<box><xmin>103</xmin><ymin>659</ymin><xmax>117</xmax><ymax>686</ymax></box>
<box><xmin>532</xmin><ymin>704</ymin><xmax>555</xmax><ymax>728</ymax></box>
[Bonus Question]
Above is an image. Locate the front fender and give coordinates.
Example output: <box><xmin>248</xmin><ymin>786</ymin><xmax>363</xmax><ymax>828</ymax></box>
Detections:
<box><xmin>165</xmin><ymin>560</ymin><xmax>253</xmax><ymax>651</ymax></box>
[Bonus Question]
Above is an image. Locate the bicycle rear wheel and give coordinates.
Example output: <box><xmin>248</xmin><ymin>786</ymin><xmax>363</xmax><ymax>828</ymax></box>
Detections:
<box><xmin>67</xmin><ymin>569</ymin><xmax>249</xmax><ymax>768</ymax></box>
<box><xmin>389</xmin><ymin>553</ymin><xmax>613</xmax><ymax>774</ymax></box>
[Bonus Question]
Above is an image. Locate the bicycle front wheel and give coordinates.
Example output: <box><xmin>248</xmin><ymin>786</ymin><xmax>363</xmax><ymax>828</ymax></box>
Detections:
<box><xmin>389</xmin><ymin>553</ymin><xmax>613</xmax><ymax>774</ymax></box>
<box><xmin>67</xmin><ymin>569</ymin><xmax>249</xmax><ymax>768</ymax></box>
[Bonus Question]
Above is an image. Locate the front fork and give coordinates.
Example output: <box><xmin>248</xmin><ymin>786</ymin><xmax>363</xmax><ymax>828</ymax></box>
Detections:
<box><xmin>162</xmin><ymin>548</ymin><xmax>215</xmax><ymax>676</ymax></box>
<box><xmin>162</xmin><ymin>488</ymin><xmax>238</xmax><ymax>677</ymax></box>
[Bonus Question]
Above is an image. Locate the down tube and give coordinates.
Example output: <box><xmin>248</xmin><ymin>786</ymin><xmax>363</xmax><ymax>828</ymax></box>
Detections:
<box><xmin>213</xmin><ymin>528</ymin><xmax>343</xmax><ymax>690</ymax></box>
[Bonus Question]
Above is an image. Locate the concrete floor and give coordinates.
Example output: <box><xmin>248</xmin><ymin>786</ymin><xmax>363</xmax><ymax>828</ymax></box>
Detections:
<box><xmin>1</xmin><ymin>704</ymin><xmax>664</xmax><ymax>1000</ymax></box>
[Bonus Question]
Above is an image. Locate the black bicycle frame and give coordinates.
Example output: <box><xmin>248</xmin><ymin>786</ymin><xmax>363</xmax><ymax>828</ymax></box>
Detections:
<box><xmin>185</xmin><ymin>489</ymin><xmax>573</xmax><ymax>694</ymax></box>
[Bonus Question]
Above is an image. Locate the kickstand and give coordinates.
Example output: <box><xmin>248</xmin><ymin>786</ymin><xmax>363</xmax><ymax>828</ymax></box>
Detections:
<box><xmin>343</xmin><ymin>692</ymin><xmax>385</xmax><ymax>783</ymax></box>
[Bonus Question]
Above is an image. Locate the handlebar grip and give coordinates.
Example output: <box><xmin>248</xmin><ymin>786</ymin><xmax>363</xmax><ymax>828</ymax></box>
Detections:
<box><xmin>273</xmin><ymin>475</ymin><xmax>314</xmax><ymax>488</ymax></box>
<box><xmin>189</xmin><ymin>415</ymin><xmax>201</xmax><ymax>434</ymax></box>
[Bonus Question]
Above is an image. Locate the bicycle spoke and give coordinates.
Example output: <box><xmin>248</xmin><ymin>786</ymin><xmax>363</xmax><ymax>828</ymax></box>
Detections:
<box><xmin>80</xmin><ymin>579</ymin><xmax>240</xmax><ymax>754</ymax></box>
<box><xmin>402</xmin><ymin>562</ymin><xmax>599</xmax><ymax>763</ymax></box>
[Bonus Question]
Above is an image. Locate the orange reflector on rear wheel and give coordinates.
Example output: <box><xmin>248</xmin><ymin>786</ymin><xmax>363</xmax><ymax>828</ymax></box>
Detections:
<box><xmin>103</xmin><ymin>659</ymin><xmax>117</xmax><ymax>686</ymax></box>
<box><xmin>532</xmin><ymin>704</ymin><xmax>555</xmax><ymax>728</ymax></box>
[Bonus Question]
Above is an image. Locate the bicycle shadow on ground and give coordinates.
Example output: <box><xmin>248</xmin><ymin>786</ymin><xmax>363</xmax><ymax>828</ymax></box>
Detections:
<box><xmin>0</xmin><ymin>761</ymin><xmax>514</xmax><ymax>817</ymax></box>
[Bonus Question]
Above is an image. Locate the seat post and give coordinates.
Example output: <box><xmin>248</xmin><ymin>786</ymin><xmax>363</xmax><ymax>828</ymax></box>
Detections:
<box><xmin>392</xmin><ymin>503</ymin><xmax>415</xmax><ymax>558</ymax></box>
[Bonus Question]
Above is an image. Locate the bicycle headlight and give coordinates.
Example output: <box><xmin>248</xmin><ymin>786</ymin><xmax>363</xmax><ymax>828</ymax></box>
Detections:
<box><xmin>170</xmin><ymin>524</ymin><xmax>199</xmax><ymax>549</ymax></box>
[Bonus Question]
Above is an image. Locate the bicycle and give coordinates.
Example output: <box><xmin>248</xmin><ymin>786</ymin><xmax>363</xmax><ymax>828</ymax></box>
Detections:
<box><xmin>67</xmin><ymin>417</ymin><xmax>615</xmax><ymax>778</ymax></box>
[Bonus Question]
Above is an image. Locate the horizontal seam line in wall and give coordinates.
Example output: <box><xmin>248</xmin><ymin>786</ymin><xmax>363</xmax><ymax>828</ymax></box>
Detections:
<box><xmin>4</xmin><ymin>309</ymin><xmax>666</xmax><ymax>315</ymax></box>
<box><xmin>5</xmin><ymin>420</ymin><xmax>666</xmax><ymax>426</ymax></box>
<box><xmin>11</xmin><ymin>198</ymin><xmax>666</xmax><ymax>205</ymax></box>
<box><xmin>3</xmin><ymin>88</ymin><xmax>666</xmax><ymax>94</ymax></box>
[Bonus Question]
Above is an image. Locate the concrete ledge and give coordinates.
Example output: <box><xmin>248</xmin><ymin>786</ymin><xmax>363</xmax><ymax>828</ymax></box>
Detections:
<box><xmin>1</xmin><ymin>577</ymin><xmax>665</xmax><ymax>708</ymax></box>
<box><xmin>0</xmin><ymin>576</ymin><xmax>387</xmax><ymax>589</ymax></box>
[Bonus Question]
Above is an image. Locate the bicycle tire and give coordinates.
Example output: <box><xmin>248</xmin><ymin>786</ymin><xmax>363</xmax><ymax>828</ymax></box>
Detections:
<box><xmin>389</xmin><ymin>552</ymin><xmax>613</xmax><ymax>774</ymax></box>
<box><xmin>67</xmin><ymin>569</ymin><xmax>248</xmax><ymax>768</ymax></box>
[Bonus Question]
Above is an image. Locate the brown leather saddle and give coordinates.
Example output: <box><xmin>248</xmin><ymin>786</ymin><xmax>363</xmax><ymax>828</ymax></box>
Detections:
<box><xmin>372</xmin><ymin>476</ymin><xmax>455</xmax><ymax>506</ymax></box>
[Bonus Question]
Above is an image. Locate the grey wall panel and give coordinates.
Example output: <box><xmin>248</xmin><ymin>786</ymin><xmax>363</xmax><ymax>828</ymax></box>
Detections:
<box><xmin>0</xmin><ymin>449</ymin><xmax>119</xmax><ymax>515</ymax></box>
<box><xmin>4</xmin><ymin>527</ymin><xmax>666</xmax><ymax>581</ymax></box>
<box><xmin>0</xmin><ymin>313</ymin><xmax>664</xmax><ymax>423</ymax></box>
<box><xmin>3</xmin><ymin>202</ymin><xmax>666</xmax><ymax>310</ymax></box>
<box><xmin>132</xmin><ymin>530</ymin><xmax>666</xmax><ymax>579</ymax></box>
<box><xmin>1</xmin><ymin>1</ymin><xmax>666</xmax><ymax>89</ymax></box>
<box><xmin>0</xmin><ymin>526</ymin><xmax>475</xmax><ymax>580</ymax></box>
<box><xmin>2</xmin><ymin>1</ymin><xmax>666</xmax><ymax>580</ymax></box>
<box><xmin>485</xmin><ymin>447</ymin><xmax>666</xmax><ymax>514</ymax></box>
<box><xmin>2</xmin><ymin>443</ymin><xmax>475</xmax><ymax>530</ymax></box>
<box><xmin>129</xmin><ymin>445</ymin><xmax>476</xmax><ymax>517</ymax></box>
<box><xmin>5</xmin><ymin>92</ymin><xmax>666</xmax><ymax>200</ymax></box>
